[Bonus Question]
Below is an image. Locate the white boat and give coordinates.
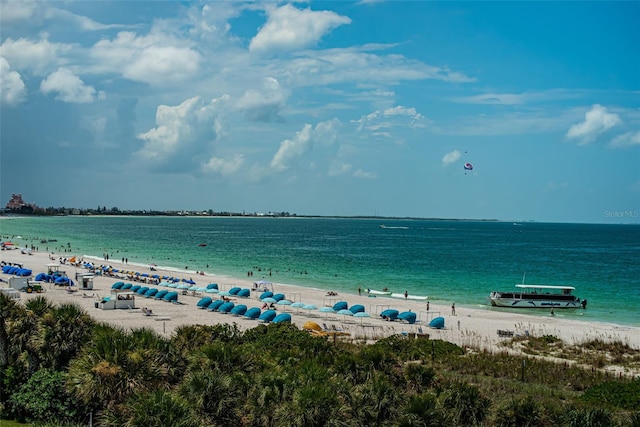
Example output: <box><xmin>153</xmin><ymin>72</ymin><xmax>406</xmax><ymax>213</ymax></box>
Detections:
<box><xmin>390</xmin><ymin>292</ymin><xmax>429</xmax><ymax>301</ymax></box>
<box><xmin>379</xmin><ymin>225</ymin><xmax>409</xmax><ymax>229</ymax></box>
<box><xmin>489</xmin><ymin>284</ymin><xmax>587</xmax><ymax>309</ymax></box>
<box><xmin>367</xmin><ymin>289</ymin><xmax>392</xmax><ymax>296</ymax></box>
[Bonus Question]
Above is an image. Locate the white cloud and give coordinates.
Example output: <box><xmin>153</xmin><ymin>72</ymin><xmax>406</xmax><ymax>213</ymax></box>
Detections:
<box><xmin>566</xmin><ymin>104</ymin><xmax>621</xmax><ymax>145</ymax></box>
<box><xmin>328</xmin><ymin>161</ymin><xmax>352</xmax><ymax>176</ymax></box>
<box><xmin>0</xmin><ymin>2</ymin><xmax>36</xmax><ymax>24</ymax></box>
<box><xmin>454</xmin><ymin>89</ymin><xmax>579</xmax><ymax>105</ymax></box>
<box><xmin>271</xmin><ymin>124</ymin><xmax>313</xmax><ymax>172</ymax></box>
<box><xmin>91</xmin><ymin>31</ymin><xmax>201</xmax><ymax>86</ymax></box>
<box><xmin>352</xmin><ymin>104</ymin><xmax>428</xmax><ymax>135</ymax></box>
<box><xmin>202</xmin><ymin>154</ymin><xmax>245</xmax><ymax>176</ymax></box>
<box><xmin>40</xmin><ymin>68</ymin><xmax>104</xmax><ymax>103</ymax></box>
<box><xmin>235</xmin><ymin>77</ymin><xmax>287</xmax><ymax>122</ymax></box>
<box><xmin>0</xmin><ymin>37</ymin><xmax>71</xmax><ymax>75</ymax></box>
<box><xmin>442</xmin><ymin>150</ymin><xmax>461</xmax><ymax>166</ymax></box>
<box><xmin>44</xmin><ymin>7</ymin><xmax>133</xmax><ymax>31</ymax></box>
<box><xmin>353</xmin><ymin>168</ymin><xmax>376</xmax><ymax>179</ymax></box>
<box><xmin>270</xmin><ymin>119</ymin><xmax>342</xmax><ymax>173</ymax></box>
<box><xmin>609</xmin><ymin>131</ymin><xmax>640</xmax><ymax>148</ymax></box>
<box><xmin>283</xmin><ymin>47</ymin><xmax>475</xmax><ymax>87</ymax></box>
<box><xmin>137</xmin><ymin>97</ymin><xmax>202</xmax><ymax>160</ymax></box>
<box><xmin>0</xmin><ymin>57</ymin><xmax>26</xmax><ymax>105</ymax></box>
<box><xmin>250</xmin><ymin>4</ymin><xmax>351</xmax><ymax>54</ymax></box>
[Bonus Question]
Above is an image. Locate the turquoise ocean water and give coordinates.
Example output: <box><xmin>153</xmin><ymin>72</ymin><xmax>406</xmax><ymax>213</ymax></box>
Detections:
<box><xmin>1</xmin><ymin>216</ymin><xmax>639</xmax><ymax>327</ymax></box>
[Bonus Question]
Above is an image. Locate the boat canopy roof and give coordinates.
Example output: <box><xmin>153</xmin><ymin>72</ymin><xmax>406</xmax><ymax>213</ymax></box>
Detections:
<box><xmin>515</xmin><ymin>284</ymin><xmax>575</xmax><ymax>290</ymax></box>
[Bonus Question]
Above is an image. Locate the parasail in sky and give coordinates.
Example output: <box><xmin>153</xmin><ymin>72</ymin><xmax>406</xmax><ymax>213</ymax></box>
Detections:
<box><xmin>463</xmin><ymin>163</ymin><xmax>473</xmax><ymax>171</ymax></box>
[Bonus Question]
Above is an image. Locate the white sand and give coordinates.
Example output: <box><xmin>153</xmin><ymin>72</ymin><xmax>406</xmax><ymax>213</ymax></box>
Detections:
<box><xmin>2</xmin><ymin>248</ymin><xmax>639</xmax><ymax>352</ymax></box>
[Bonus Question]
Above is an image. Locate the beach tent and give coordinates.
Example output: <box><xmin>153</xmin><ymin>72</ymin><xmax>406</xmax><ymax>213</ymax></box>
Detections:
<box><xmin>429</xmin><ymin>317</ymin><xmax>445</xmax><ymax>329</ymax></box>
<box><xmin>121</xmin><ymin>283</ymin><xmax>133</xmax><ymax>290</ymax></box>
<box><xmin>218</xmin><ymin>301</ymin><xmax>235</xmax><ymax>313</ymax></box>
<box><xmin>112</xmin><ymin>282</ymin><xmax>125</xmax><ymax>289</ymax></box>
<box><xmin>206</xmin><ymin>283</ymin><xmax>219</xmax><ymax>290</ymax></box>
<box><xmin>144</xmin><ymin>288</ymin><xmax>159</xmax><ymax>298</ymax></box>
<box><xmin>237</xmin><ymin>289</ymin><xmax>251</xmax><ymax>298</ymax></box>
<box><xmin>272</xmin><ymin>293</ymin><xmax>286</xmax><ymax>302</ymax></box>
<box><xmin>254</xmin><ymin>280</ymin><xmax>273</xmax><ymax>291</ymax></box>
<box><xmin>197</xmin><ymin>297</ymin><xmax>213</xmax><ymax>308</ymax></box>
<box><xmin>332</xmin><ymin>301</ymin><xmax>348</xmax><ymax>311</ymax></box>
<box><xmin>273</xmin><ymin>313</ymin><xmax>292</xmax><ymax>324</ymax></box>
<box><xmin>207</xmin><ymin>300</ymin><xmax>225</xmax><ymax>312</ymax></box>
<box><xmin>136</xmin><ymin>286</ymin><xmax>149</xmax><ymax>295</ymax></box>
<box><xmin>259</xmin><ymin>291</ymin><xmax>274</xmax><ymax>300</ymax></box>
<box><xmin>230</xmin><ymin>304</ymin><xmax>248</xmax><ymax>316</ymax></box>
<box><xmin>163</xmin><ymin>291</ymin><xmax>178</xmax><ymax>302</ymax></box>
<box><xmin>398</xmin><ymin>311</ymin><xmax>417</xmax><ymax>324</ymax></box>
<box><xmin>349</xmin><ymin>304</ymin><xmax>365</xmax><ymax>314</ymax></box>
<box><xmin>258</xmin><ymin>309</ymin><xmax>277</xmax><ymax>323</ymax></box>
<box><xmin>380</xmin><ymin>309</ymin><xmax>399</xmax><ymax>321</ymax></box>
<box><xmin>130</xmin><ymin>285</ymin><xmax>141</xmax><ymax>293</ymax></box>
<box><xmin>228</xmin><ymin>287</ymin><xmax>241</xmax><ymax>295</ymax></box>
<box><xmin>244</xmin><ymin>307</ymin><xmax>261</xmax><ymax>319</ymax></box>
<box><xmin>154</xmin><ymin>290</ymin><xmax>169</xmax><ymax>300</ymax></box>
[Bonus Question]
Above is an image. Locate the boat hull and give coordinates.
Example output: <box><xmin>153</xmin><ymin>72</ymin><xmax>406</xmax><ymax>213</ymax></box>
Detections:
<box><xmin>368</xmin><ymin>289</ymin><xmax>391</xmax><ymax>296</ymax></box>
<box><xmin>390</xmin><ymin>293</ymin><xmax>429</xmax><ymax>301</ymax></box>
<box><xmin>489</xmin><ymin>296</ymin><xmax>583</xmax><ymax>309</ymax></box>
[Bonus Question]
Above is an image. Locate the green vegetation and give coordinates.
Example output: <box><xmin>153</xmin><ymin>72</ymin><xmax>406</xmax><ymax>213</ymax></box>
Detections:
<box><xmin>1</xmin><ymin>294</ymin><xmax>638</xmax><ymax>426</ymax></box>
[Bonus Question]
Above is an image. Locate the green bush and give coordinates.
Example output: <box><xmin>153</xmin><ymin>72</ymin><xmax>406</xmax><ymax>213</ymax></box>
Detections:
<box><xmin>9</xmin><ymin>369</ymin><xmax>83</xmax><ymax>424</ymax></box>
<box><xmin>581</xmin><ymin>379</ymin><xmax>640</xmax><ymax>410</ymax></box>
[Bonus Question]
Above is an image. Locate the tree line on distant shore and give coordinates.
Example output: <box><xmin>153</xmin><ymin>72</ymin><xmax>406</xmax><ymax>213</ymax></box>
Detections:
<box><xmin>1</xmin><ymin>294</ymin><xmax>638</xmax><ymax>426</ymax></box>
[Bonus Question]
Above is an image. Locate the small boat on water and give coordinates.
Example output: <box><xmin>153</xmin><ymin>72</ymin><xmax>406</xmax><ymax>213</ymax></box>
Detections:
<box><xmin>198</xmin><ymin>243</ymin><xmax>207</xmax><ymax>247</ymax></box>
<box><xmin>368</xmin><ymin>289</ymin><xmax>392</xmax><ymax>296</ymax></box>
<box><xmin>379</xmin><ymin>225</ymin><xmax>409</xmax><ymax>229</ymax></box>
<box><xmin>390</xmin><ymin>292</ymin><xmax>429</xmax><ymax>301</ymax></box>
<box><xmin>489</xmin><ymin>284</ymin><xmax>587</xmax><ymax>309</ymax></box>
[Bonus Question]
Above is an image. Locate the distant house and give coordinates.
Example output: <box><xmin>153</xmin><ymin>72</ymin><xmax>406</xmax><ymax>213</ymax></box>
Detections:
<box><xmin>5</xmin><ymin>194</ymin><xmax>36</xmax><ymax>213</ymax></box>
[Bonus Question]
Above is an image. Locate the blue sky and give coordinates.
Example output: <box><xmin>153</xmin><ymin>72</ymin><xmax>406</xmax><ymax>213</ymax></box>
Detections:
<box><xmin>1</xmin><ymin>1</ymin><xmax>638</xmax><ymax>223</ymax></box>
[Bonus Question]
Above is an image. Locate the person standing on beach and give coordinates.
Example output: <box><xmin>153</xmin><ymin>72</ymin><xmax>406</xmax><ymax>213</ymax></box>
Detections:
<box><xmin>550</xmin><ymin>307</ymin><xmax>555</xmax><ymax>316</ymax></box>
<box><xmin>451</xmin><ymin>303</ymin><xmax>456</xmax><ymax>316</ymax></box>
<box><xmin>404</xmin><ymin>290</ymin><xmax>408</xmax><ymax>299</ymax></box>
<box><xmin>358</xmin><ymin>286</ymin><xmax>361</xmax><ymax>296</ymax></box>
<box><xmin>426</xmin><ymin>301</ymin><xmax>430</xmax><ymax>312</ymax></box>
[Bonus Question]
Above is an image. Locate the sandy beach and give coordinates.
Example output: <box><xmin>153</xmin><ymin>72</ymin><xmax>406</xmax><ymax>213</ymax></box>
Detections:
<box><xmin>2</xmin><ymin>248</ymin><xmax>639</xmax><ymax>353</ymax></box>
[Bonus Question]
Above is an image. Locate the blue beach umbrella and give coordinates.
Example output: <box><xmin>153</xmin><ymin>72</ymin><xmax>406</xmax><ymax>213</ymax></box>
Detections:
<box><xmin>319</xmin><ymin>306</ymin><xmax>335</xmax><ymax>319</ymax></box>
<box><xmin>273</xmin><ymin>313</ymin><xmax>292</xmax><ymax>324</ymax></box>
<box><xmin>218</xmin><ymin>301</ymin><xmax>235</xmax><ymax>313</ymax></box>
<box><xmin>259</xmin><ymin>291</ymin><xmax>274</xmax><ymax>300</ymax></box>
<box><xmin>354</xmin><ymin>311</ymin><xmax>371</xmax><ymax>324</ymax></box>
<box><xmin>230</xmin><ymin>304</ymin><xmax>248</xmax><ymax>316</ymax></box>
<box><xmin>197</xmin><ymin>297</ymin><xmax>213</xmax><ymax>308</ymax></box>
<box><xmin>258</xmin><ymin>309</ymin><xmax>277</xmax><ymax>323</ymax></box>
<box><xmin>207</xmin><ymin>300</ymin><xmax>225</xmax><ymax>312</ymax></box>
<box><xmin>291</xmin><ymin>301</ymin><xmax>306</xmax><ymax>313</ymax></box>
<box><xmin>244</xmin><ymin>307</ymin><xmax>261</xmax><ymax>320</ymax></box>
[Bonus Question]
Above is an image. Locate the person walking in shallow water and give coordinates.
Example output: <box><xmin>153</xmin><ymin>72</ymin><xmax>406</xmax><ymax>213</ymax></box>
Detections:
<box><xmin>550</xmin><ymin>307</ymin><xmax>555</xmax><ymax>317</ymax></box>
<box><xmin>404</xmin><ymin>290</ymin><xmax>408</xmax><ymax>299</ymax></box>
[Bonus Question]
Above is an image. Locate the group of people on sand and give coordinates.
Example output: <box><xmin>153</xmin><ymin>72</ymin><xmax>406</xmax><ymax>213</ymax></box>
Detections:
<box><xmin>142</xmin><ymin>307</ymin><xmax>153</xmax><ymax>316</ymax></box>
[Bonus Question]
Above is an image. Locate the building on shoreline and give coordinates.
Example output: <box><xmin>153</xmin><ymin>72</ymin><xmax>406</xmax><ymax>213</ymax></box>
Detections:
<box><xmin>5</xmin><ymin>194</ymin><xmax>37</xmax><ymax>213</ymax></box>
